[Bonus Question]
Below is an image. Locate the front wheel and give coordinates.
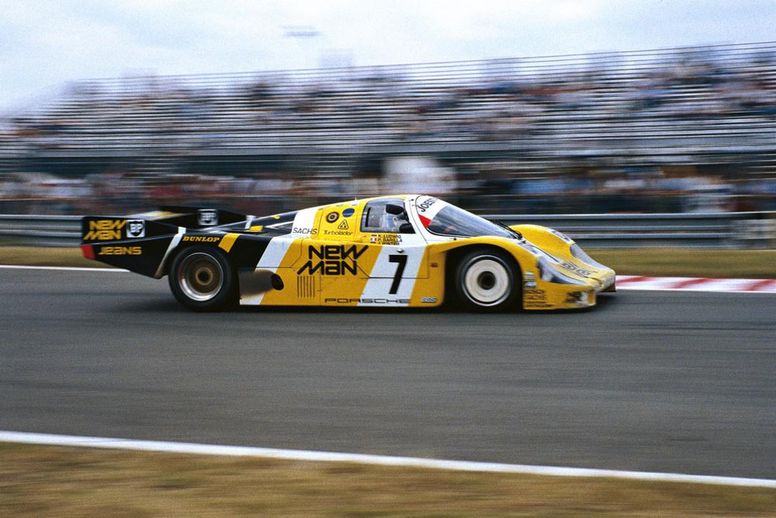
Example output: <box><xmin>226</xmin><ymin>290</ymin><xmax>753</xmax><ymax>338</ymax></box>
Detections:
<box><xmin>455</xmin><ymin>249</ymin><xmax>519</xmax><ymax>311</ymax></box>
<box><xmin>168</xmin><ymin>246</ymin><xmax>236</xmax><ymax>311</ymax></box>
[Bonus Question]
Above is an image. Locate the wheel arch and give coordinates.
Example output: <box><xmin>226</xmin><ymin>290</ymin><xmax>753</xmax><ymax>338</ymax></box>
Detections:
<box><xmin>442</xmin><ymin>243</ymin><xmax>523</xmax><ymax>306</ymax></box>
<box><xmin>167</xmin><ymin>244</ymin><xmax>239</xmax><ymax>311</ymax></box>
<box><xmin>163</xmin><ymin>242</ymin><xmax>230</xmax><ymax>276</ymax></box>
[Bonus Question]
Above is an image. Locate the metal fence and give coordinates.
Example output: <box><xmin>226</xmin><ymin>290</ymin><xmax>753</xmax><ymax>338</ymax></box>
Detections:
<box><xmin>484</xmin><ymin>212</ymin><xmax>776</xmax><ymax>248</ymax></box>
<box><xmin>1</xmin><ymin>212</ymin><xmax>774</xmax><ymax>248</ymax></box>
<box><xmin>0</xmin><ymin>214</ymin><xmax>82</xmax><ymax>247</ymax></box>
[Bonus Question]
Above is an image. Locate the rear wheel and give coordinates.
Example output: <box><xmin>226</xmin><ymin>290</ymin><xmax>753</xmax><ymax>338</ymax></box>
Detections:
<box><xmin>455</xmin><ymin>249</ymin><xmax>519</xmax><ymax>311</ymax></box>
<box><xmin>168</xmin><ymin>246</ymin><xmax>236</xmax><ymax>311</ymax></box>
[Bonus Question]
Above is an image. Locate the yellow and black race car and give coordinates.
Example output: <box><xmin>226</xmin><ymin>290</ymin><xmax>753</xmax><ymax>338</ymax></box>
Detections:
<box><xmin>81</xmin><ymin>195</ymin><xmax>615</xmax><ymax>311</ymax></box>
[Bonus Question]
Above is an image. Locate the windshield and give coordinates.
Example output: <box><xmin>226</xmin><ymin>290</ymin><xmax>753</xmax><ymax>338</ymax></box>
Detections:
<box><xmin>422</xmin><ymin>202</ymin><xmax>514</xmax><ymax>238</ymax></box>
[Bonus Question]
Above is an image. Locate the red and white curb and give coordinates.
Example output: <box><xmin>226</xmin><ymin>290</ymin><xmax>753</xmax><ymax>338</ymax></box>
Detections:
<box><xmin>1</xmin><ymin>431</ymin><xmax>775</xmax><ymax>488</ymax></box>
<box><xmin>616</xmin><ymin>275</ymin><xmax>776</xmax><ymax>294</ymax></box>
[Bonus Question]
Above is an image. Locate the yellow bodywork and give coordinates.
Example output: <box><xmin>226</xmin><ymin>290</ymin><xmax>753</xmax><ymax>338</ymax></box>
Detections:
<box><xmin>227</xmin><ymin>195</ymin><xmax>614</xmax><ymax>310</ymax></box>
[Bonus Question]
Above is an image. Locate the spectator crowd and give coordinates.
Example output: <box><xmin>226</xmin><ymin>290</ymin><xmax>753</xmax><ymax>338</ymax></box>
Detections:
<box><xmin>1</xmin><ymin>41</ymin><xmax>775</xmax><ymax>215</ymax></box>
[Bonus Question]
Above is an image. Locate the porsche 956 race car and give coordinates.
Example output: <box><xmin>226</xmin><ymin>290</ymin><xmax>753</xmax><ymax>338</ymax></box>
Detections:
<box><xmin>81</xmin><ymin>195</ymin><xmax>615</xmax><ymax>311</ymax></box>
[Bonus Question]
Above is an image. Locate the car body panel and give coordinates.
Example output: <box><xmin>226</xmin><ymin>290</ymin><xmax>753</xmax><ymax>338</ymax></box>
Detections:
<box><xmin>81</xmin><ymin>195</ymin><xmax>615</xmax><ymax>310</ymax></box>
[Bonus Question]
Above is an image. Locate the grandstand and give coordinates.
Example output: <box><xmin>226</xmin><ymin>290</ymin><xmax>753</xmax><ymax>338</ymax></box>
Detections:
<box><xmin>1</xmin><ymin>41</ymin><xmax>775</xmax><ymax>214</ymax></box>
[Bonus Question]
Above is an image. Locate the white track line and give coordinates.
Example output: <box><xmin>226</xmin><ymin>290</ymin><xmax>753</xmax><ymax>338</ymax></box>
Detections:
<box><xmin>1</xmin><ymin>431</ymin><xmax>774</xmax><ymax>488</ymax></box>
<box><xmin>0</xmin><ymin>265</ymin><xmax>127</xmax><ymax>272</ymax></box>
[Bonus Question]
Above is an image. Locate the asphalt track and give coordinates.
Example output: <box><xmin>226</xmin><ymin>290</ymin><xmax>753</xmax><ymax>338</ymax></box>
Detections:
<box><xmin>1</xmin><ymin>268</ymin><xmax>775</xmax><ymax>479</ymax></box>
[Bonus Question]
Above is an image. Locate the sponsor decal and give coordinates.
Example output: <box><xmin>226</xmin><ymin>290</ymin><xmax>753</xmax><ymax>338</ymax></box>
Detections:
<box><xmin>369</xmin><ymin>234</ymin><xmax>402</xmax><ymax>245</ymax></box>
<box><xmin>560</xmin><ymin>262</ymin><xmax>593</xmax><ymax>277</ymax></box>
<box><xmin>292</xmin><ymin>227</ymin><xmax>318</xmax><ymax>235</ymax></box>
<box><xmin>98</xmin><ymin>246</ymin><xmax>142</xmax><ymax>256</ymax></box>
<box><xmin>198</xmin><ymin>209</ymin><xmax>218</xmax><ymax>226</ymax></box>
<box><xmin>337</xmin><ymin>219</ymin><xmax>350</xmax><ymax>231</ymax></box>
<box><xmin>323</xmin><ymin>230</ymin><xmax>351</xmax><ymax>236</ymax></box>
<box><xmin>417</xmin><ymin>198</ymin><xmax>436</xmax><ymax>212</ymax></box>
<box><xmin>525</xmin><ymin>301</ymin><xmax>553</xmax><ymax>309</ymax></box>
<box><xmin>524</xmin><ymin>288</ymin><xmax>546</xmax><ymax>301</ymax></box>
<box><xmin>126</xmin><ymin>220</ymin><xmax>145</xmax><ymax>238</ymax></box>
<box><xmin>84</xmin><ymin>219</ymin><xmax>126</xmax><ymax>241</ymax></box>
<box><xmin>342</xmin><ymin>207</ymin><xmax>355</xmax><ymax>217</ymax></box>
<box><xmin>421</xmin><ymin>297</ymin><xmax>437</xmax><ymax>304</ymax></box>
<box><xmin>297</xmin><ymin>244</ymin><xmax>368</xmax><ymax>276</ymax></box>
<box><xmin>326</xmin><ymin>211</ymin><xmax>339</xmax><ymax>223</ymax></box>
<box><xmin>325</xmin><ymin>297</ymin><xmax>410</xmax><ymax>304</ymax></box>
<box><xmin>523</xmin><ymin>271</ymin><xmax>537</xmax><ymax>289</ymax></box>
<box><xmin>182</xmin><ymin>235</ymin><xmax>221</xmax><ymax>243</ymax></box>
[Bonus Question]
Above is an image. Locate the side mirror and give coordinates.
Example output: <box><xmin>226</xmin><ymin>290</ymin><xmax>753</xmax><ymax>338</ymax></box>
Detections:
<box><xmin>385</xmin><ymin>203</ymin><xmax>405</xmax><ymax>215</ymax></box>
<box><xmin>399</xmin><ymin>222</ymin><xmax>415</xmax><ymax>234</ymax></box>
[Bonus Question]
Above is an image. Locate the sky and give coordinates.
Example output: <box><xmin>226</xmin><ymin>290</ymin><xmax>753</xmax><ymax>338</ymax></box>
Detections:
<box><xmin>1</xmin><ymin>0</ymin><xmax>775</xmax><ymax>112</ymax></box>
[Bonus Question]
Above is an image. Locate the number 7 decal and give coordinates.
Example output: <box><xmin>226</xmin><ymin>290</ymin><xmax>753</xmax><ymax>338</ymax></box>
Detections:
<box><xmin>388</xmin><ymin>254</ymin><xmax>407</xmax><ymax>294</ymax></box>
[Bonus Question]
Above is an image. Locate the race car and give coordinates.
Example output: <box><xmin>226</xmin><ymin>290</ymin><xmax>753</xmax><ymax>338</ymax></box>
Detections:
<box><xmin>80</xmin><ymin>195</ymin><xmax>615</xmax><ymax>311</ymax></box>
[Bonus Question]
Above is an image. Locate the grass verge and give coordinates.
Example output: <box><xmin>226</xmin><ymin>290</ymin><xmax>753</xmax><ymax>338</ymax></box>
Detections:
<box><xmin>591</xmin><ymin>248</ymin><xmax>776</xmax><ymax>278</ymax></box>
<box><xmin>1</xmin><ymin>443</ymin><xmax>775</xmax><ymax>517</ymax></box>
<box><xmin>1</xmin><ymin>246</ymin><xmax>776</xmax><ymax>278</ymax></box>
<box><xmin>0</xmin><ymin>246</ymin><xmax>102</xmax><ymax>268</ymax></box>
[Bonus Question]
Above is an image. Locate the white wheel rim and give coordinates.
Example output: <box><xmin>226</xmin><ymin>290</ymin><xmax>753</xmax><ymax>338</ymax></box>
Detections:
<box><xmin>178</xmin><ymin>252</ymin><xmax>224</xmax><ymax>302</ymax></box>
<box><xmin>463</xmin><ymin>256</ymin><xmax>511</xmax><ymax>306</ymax></box>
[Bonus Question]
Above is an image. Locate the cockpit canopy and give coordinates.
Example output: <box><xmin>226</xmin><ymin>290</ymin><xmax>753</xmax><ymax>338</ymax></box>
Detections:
<box><xmin>361</xmin><ymin>198</ymin><xmax>414</xmax><ymax>234</ymax></box>
<box><xmin>412</xmin><ymin>196</ymin><xmax>515</xmax><ymax>239</ymax></box>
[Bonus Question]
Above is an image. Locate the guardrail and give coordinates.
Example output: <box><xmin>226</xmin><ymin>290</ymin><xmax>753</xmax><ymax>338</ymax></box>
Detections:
<box><xmin>1</xmin><ymin>212</ymin><xmax>774</xmax><ymax>248</ymax></box>
<box><xmin>0</xmin><ymin>214</ymin><xmax>83</xmax><ymax>247</ymax></box>
<box><xmin>482</xmin><ymin>212</ymin><xmax>776</xmax><ymax>248</ymax></box>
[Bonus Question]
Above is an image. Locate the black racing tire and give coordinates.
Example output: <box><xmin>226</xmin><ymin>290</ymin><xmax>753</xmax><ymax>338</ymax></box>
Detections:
<box><xmin>454</xmin><ymin>249</ymin><xmax>519</xmax><ymax>311</ymax></box>
<box><xmin>168</xmin><ymin>246</ymin><xmax>236</xmax><ymax>311</ymax></box>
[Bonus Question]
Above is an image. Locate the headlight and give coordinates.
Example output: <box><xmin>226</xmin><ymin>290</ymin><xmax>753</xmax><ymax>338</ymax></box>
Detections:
<box><xmin>536</xmin><ymin>256</ymin><xmax>586</xmax><ymax>285</ymax></box>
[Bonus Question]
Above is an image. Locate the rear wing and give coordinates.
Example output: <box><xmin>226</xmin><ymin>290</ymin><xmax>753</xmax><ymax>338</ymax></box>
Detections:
<box><xmin>155</xmin><ymin>206</ymin><xmax>248</xmax><ymax>229</ymax></box>
<box><xmin>79</xmin><ymin>208</ymin><xmax>245</xmax><ymax>277</ymax></box>
<box><xmin>81</xmin><ymin>207</ymin><xmax>249</xmax><ymax>243</ymax></box>
<box><xmin>81</xmin><ymin>216</ymin><xmax>178</xmax><ymax>243</ymax></box>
